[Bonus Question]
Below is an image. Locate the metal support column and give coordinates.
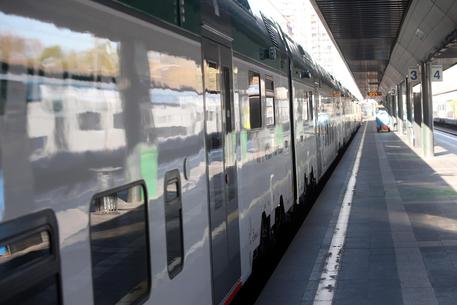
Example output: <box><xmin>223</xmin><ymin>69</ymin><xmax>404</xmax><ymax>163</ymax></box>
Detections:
<box><xmin>413</xmin><ymin>85</ymin><xmax>422</xmax><ymax>149</ymax></box>
<box><xmin>392</xmin><ymin>93</ymin><xmax>398</xmax><ymax>131</ymax></box>
<box><xmin>390</xmin><ymin>95</ymin><xmax>394</xmax><ymax>116</ymax></box>
<box><xmin>421</xmin><ymin>62</ymin><xmax>434</xmax><ymax>157</ymax></box>
<box><xmin>397</xmin><ymin>84</ymin><xmax>404</xmax><ymax>134</ymax></box>
<box><xmin>405</xmin><ymin>77</ymin><xmax>413</xmax><ymax>144</ymax></box>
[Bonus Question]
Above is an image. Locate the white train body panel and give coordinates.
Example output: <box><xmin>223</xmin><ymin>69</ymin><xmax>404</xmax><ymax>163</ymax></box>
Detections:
<box><xmin>292</xmin><ymin>80</ymin><xmax>318</xmax><ymax>198</ymax></box>
<box><xmin>233</xmin><ymin>56</ymin><xmax>294</xmax><ymax>282</ymax></box>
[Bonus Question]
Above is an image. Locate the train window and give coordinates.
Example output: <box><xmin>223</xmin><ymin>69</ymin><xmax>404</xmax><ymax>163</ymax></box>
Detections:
<box><xmin>265</xmin><ymin>77</ymin><xmax>274</xmax><ymax>91</ymax></box>
<box><xmin>265</xmin><ymin>77</ymin><xmax>275</xmax><ymax>126</ymax></box>
<box><xmin>90</xmin><ymin>182</ymin><xmax>150</xmax><ymax>305</ymax></box>
<box><xmin>296</xmin><ymin>96</ymin><xmax>303</xmax><ymax>122</ymax></box>
<box><xmin>222</xmin><ymin>67</ymin><xmax>233</xmax><ymax>133</ymax></box>
<box><xmin>248</xmin><ymin>71</ymin><xmax>262</xmax><ymax>129</ymax></box>
<box><xmin>206</xmin><ymin>61</ymin><xmax>219</xmax><ymax>94</ymax></box>
<box><xmin>164</xmin><ymin>170</ymin><xmax>184</xmax><ymax>279</ymax></box>
<box><xmin>0</xmin><ymin>210</ymin><xmax>62</xmax><ymax>305</ymax></box>
<box><xmin>265</xmin><ymin>97</ymin><xmax>275</xmax><ymax>126</ymax></box>
<box><xmin>308</xmin><ymin>91</ymin><xmax>314</xmax><ymax>121</ymax></box>
<box><xmin>302</xmin><ymin>92</ymin><xmax>309</xmax><ymax>122</ymax></box>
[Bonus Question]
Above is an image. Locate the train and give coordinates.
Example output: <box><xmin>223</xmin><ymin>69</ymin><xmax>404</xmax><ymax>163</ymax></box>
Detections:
<box><xmin>0</xmin><ymin>1</ymin><xmax>361</xmax><ymax>305</ymax></box>
<box><xmin>433</xmin><ymin>96</ymin><xmax>457</xmax><ymax>121</ymax></box>
<box><xmin>431</xmin><ymin>90</ymin><xmax>457</xmax><ymax>127</ymax></box>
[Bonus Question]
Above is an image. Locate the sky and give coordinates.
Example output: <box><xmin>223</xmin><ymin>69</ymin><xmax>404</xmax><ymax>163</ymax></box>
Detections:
<box><xmin>0</xmin><ymin>12</ymin><xmax>95</xmax><ymax>52</ymax></box>
<box><xmin>248</xmin><ymin>0</ymin><xmax>364</xmax><ymax>101</ymax></box>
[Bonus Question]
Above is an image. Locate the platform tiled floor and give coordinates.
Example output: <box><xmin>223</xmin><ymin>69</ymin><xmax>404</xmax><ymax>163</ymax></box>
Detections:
<box><xmin>256</xmin><ymin>121</ymin><xmax>457</xmax><ymax>305</ymax></box>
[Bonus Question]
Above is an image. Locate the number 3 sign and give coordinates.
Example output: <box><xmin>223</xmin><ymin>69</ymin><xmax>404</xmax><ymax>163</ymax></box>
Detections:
<box><xmin>431</xmin><ymin>65</ymin><xmax>443</xmax><ymax>82</ymax></box>
<box><xmin>408</xmin><ymin>66</ymin><xmax>419</xmax><ymax>81</ymax></box>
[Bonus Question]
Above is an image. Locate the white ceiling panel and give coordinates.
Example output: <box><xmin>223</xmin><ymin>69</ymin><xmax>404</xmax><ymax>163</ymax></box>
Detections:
<box><xmin>380</xmin><ymin>0</ymin><xmax>457</xmax><ymax>92</ymax></box>
<box><xmin>448</xmin><ymin>2</ymin><xmax>457</xmax><ymax>23</ymax></box>
<box><xmin>435</xmin><ymin>0</ymin><xmax>455</xmax><ymax>13</ymax></box>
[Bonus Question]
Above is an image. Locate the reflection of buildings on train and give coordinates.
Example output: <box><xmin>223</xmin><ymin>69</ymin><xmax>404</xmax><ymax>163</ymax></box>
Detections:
<box><xmin>26</xmin><ymin>78</ymin><xmax>125</xmax><ymax>158</ymax></box>
<box><xmin>24</xmin><ymin>77</ymin><xmax>203</xmax><ymax>160</ymax></box>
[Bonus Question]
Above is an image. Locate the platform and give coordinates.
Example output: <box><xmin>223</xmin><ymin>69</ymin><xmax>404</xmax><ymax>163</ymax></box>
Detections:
<box><xmin>256</xmin><ymin>120</ymin><xmax>457</xmax><ymax>305</ymax></box>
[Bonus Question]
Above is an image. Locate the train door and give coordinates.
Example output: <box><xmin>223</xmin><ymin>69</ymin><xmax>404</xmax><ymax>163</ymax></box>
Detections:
<box><xmin>202</xmin><ymin>37</ymin><xmax>241</xmax><ymax>305</ymax></box>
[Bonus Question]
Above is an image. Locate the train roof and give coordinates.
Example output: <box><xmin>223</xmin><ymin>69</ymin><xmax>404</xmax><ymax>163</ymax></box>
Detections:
<box><xmin>225</xmin><ymin>1</ymin><xmax>288</xmax><ymax>73</ymax></box>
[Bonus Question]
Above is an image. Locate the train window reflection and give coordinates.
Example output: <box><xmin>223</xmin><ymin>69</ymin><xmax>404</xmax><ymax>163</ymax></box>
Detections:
<box><xmin>308</xmin><ymin>92</ymin><xmax>314</xmax><ymax>121</ymax></box>
<box><xmin>302</xmin><ymin>92</ymin><xmax>309</xmax><ymax>122</ymax></box>
<box><xmin>166</xmin><ymin>180</ymin><xmax>179</xmax><ymax>201</ymax></box>
<box><xmin>113</xmin><ymin>113</ymin><xmax>124</xmax><ymax>129</ymax></box>
<box><xmin>248</xmin><ymin>71</ymin><xmax>262</xmax><ymax>129</ymax></box>
<box><xmin>26</xmin><ymin>82</ymin><xmax>42</xmax><ymax>103</ymax></box>
<box><xmin>164</xmin><ymin>169</ymin><xmax>184</xmax><ymax>279</ymax></box>
<box><xmin>0</xmin><ymin>230</ymin><xmax>50</xmax><ymax>273</ymax></box>
<box><xmin>90</xmin><ymin>183</ymin><xmax>150</xmax><ymax>305</ymax></box>
<box><xmin>206</xmin><ymin>61</ymin><xmax>219</xmax><ymax>94</ymax></box>
<box><xmin>78</xmin><ymin>112</ymin><xmax>102</xmax><ymax>131</ymax></box>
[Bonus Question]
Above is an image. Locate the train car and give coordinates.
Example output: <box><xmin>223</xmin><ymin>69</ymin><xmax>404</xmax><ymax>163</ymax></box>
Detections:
<box><xmin>0</xmin><ymin>1</ymin><xmax>360</xmax><ymax>305</ymax></box>
<box><xmin>280</xmin><ymin>34</ymin><xmax>319</xmax><ymax>205</ymax></box>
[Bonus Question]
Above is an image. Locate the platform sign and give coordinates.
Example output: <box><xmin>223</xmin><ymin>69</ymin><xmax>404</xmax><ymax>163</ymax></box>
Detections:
<box><xmin>408</xmin><ymin>66</ymin><xmax>419</xmax><ymax>81</ymax></box>
<box><xmin>368</xmin><ymin>91</ymin><xmax>382</xmax><ymax>97</ymax></box>
<box><xmin>431</xmin><ymin>65</ymin><xmax>443</xmax><ymax>82</ymax></box>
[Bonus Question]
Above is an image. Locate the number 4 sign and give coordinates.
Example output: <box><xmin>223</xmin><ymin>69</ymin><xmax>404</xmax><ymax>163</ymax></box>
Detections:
<box><xmin>408</xmin><ymin>66</ymin><xmax>419</xmax><ymax>81</ymax></box>
<box><xmin>431</xmin><ymin>65</ymin><xmax>443</xmax><ymax>82</ymax></box>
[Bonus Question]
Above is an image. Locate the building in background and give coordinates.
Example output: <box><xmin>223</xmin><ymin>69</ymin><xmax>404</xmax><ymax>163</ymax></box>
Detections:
<box><xmin>273</xmin><ymin>0</ymin><xmax>335</xmax><ymax>75</ymax></box>
<box><xmin>250</xmin><ymin>0</ymin><xmax>363</xmax><ymax>100</ymax></box>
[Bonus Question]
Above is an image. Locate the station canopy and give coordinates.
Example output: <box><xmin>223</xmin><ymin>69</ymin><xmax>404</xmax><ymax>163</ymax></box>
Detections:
<box><xmin>310</xmin><ymin>0</ymin><xmax>457</xmax><ymax>97</ymax></box>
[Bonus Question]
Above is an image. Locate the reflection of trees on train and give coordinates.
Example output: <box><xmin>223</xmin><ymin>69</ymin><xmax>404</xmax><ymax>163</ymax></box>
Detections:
<box><xmin>0</xmin><ymin>33</ymin><xmax>119</xmax><ymax>77</ymax></box>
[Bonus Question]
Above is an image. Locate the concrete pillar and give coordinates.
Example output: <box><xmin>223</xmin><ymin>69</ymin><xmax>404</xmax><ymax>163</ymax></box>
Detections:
<box><xmin>397</xmin><ymin>84</ymin><xmax>404</xmax><ymax>134</ymax></box>
<box><xmin>405</xmin><ymin>77</ymin><xmax>413</xmax><ymax>144</ymax></box>
<box><xmin>421</xmin><ymin>62</ymin><xmax>434</xmax><ymax>157</ymax></box>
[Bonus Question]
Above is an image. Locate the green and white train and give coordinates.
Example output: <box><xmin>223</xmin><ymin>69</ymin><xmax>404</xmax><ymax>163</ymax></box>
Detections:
<box><xmin>0</xmin><ymin>1</ymin><xmax>360</xmax><ymax>305</ymax></box>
